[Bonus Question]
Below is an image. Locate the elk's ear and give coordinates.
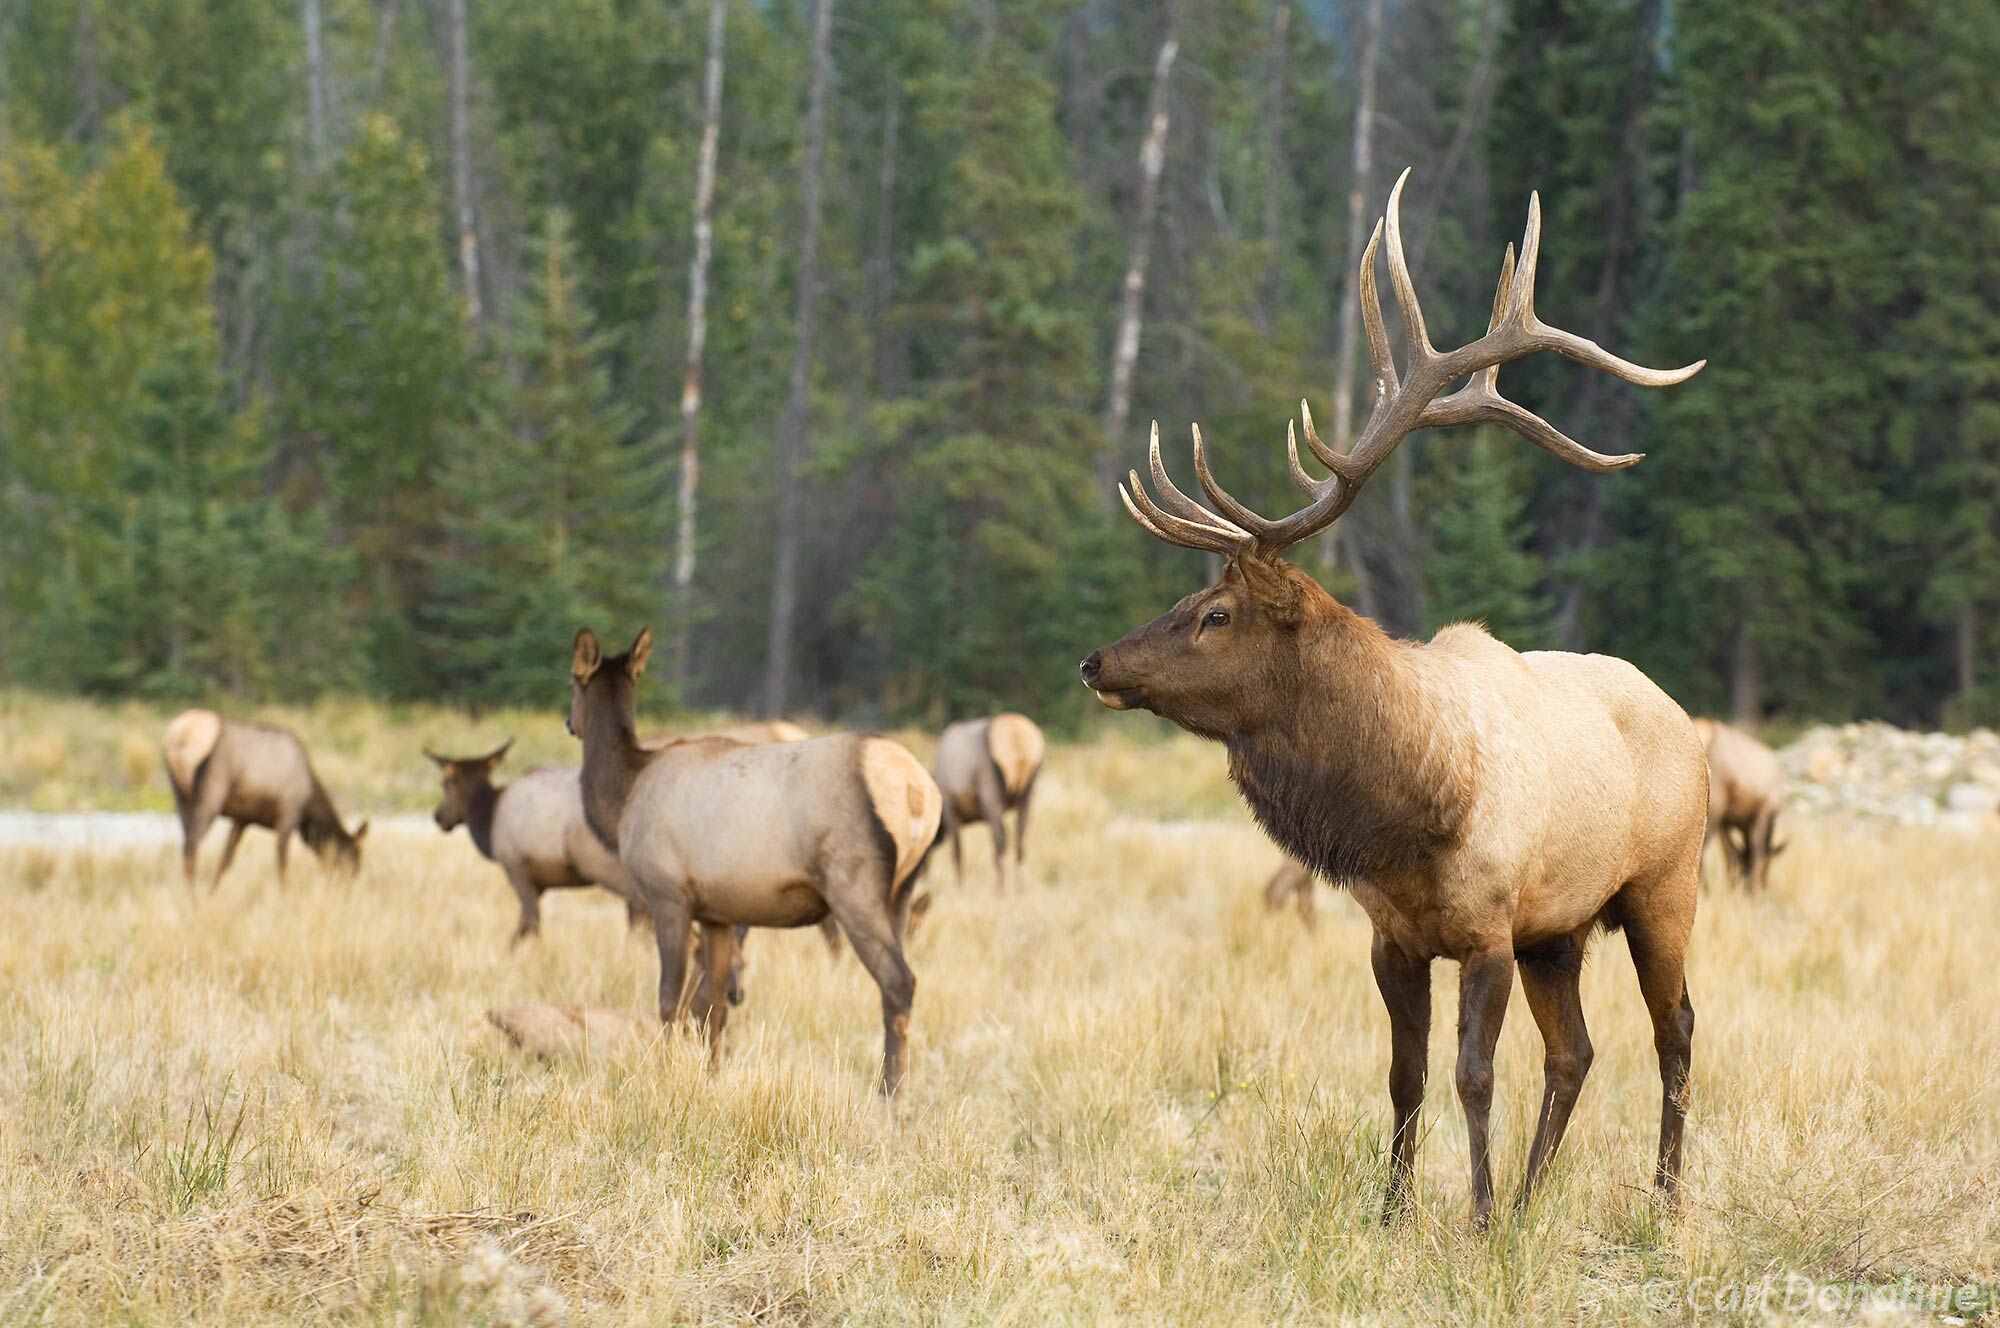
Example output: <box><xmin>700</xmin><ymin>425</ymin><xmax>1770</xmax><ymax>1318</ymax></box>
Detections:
<box><xmin>351</xmin><ymin>819</ymin><xmax>370</xmax><ymax>844</ymax></box>
<box><xmin>572</xmin><ymin>628</ymin><xmax>603</xmax><ymax>682</ymax></box>
<box><xmin>485</xmin><ymin>737</ymin><xmax>514</xmax><ymax>769</ymax></box>
<box><xmin>627</xmin><ymin>627</ymin><xmax>653</xmax><ymax>678</ymax></box>
<box><xmin>1231</xmin><ymin>556</ymin><xmax>1306</xmax><ymax>624</ymax></box>
<box><xmin>424</xmin><ymin>748</ymin><xmax>450</xmax><ymax>769</ymax></box>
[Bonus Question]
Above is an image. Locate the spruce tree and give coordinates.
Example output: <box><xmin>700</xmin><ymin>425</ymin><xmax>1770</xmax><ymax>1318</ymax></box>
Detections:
<box><xmin>422</xmin><ymin>208</ymin><xmax>663</xmax><ymax>707</ymax></box>
<box><xmin>1425</xmin><ymin>435</ymin><xmax>1554</xmax><ymax>649</ymax></box>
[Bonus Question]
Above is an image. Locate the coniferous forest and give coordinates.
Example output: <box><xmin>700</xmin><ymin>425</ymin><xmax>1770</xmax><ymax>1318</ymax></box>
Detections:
<box><xmin>0</xmin><ymin>0</ymin><xmax>1994</xmax><ymax>730</ymax></box>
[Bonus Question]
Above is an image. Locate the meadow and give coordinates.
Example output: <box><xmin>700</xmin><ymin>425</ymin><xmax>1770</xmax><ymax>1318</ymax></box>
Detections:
<box><xmin>1</xmin><ymin>697</ymin><xmax>1997</xmax><ymax>1324</ymax></box>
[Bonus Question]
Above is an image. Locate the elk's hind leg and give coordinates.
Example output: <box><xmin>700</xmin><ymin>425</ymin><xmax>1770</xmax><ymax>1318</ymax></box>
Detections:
<box><xmin>1616</xmin><ymin>863</ymin><xmax>1698</xmax><ymax>1202</ymax></box>
<box><xmin>974</xmin><ymin>764</ymin><xmax>1009</xmax><ymax>892</ymax></box>
<box><xmin>824</xmin><ymin>857</ymin><xmax>916</xmax><ymax>1095</ymax></box>
<box><xmin>1516</xmin><ymin>931</ymin><xmax>1594</xmax><ymax>1208</ymax></box>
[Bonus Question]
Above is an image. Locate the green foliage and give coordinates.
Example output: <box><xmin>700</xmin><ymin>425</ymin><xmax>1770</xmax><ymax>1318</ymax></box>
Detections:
<box><xmin>0</xmin><ymin>0</ymin><xmax>1992</xmax><ymax>726</ymax></box>
<box><xmin>1424</xmin><ymin>436</ymin><xmax>1553</xmax><ymax>649</ymax></box>
<box><xmin>421</xmin><ymin>209</ymin><xmax>664</xmax><ymax>707</ymax></box>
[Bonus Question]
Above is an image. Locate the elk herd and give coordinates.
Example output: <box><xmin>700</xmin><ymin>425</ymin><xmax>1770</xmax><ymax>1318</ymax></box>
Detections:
<box><xmin>146</xmin><ymin>171</ymin><xmax>1834</xmax><ymax>1227</ymax></box>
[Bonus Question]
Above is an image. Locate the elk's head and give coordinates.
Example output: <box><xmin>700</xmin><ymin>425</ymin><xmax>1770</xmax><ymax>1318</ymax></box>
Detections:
<box><xmin>569</xmin><ymin>626</ymin><xmax>651</xmax><ymax>740</ymax></box>
<box><xmin>1081</xmin><ymin>170</ymin><xmax>1703</xmax><ymax>733</ymax></box>
<box><xmin>425</xmin><ymin>739</ymin><xmax>513</xmax><ymax>831</ymax></box>
<box><xmin>314</xmin><ymin>819</ymin><xmax>367</xmax><ymax>875</ymax></box>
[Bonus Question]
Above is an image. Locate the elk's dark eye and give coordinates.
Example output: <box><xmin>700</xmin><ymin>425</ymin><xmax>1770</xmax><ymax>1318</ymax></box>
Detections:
<box><xmin>1203</xmin><ymin>608</ymin><xmax>1231</xmax><ymax>628</ymax></box>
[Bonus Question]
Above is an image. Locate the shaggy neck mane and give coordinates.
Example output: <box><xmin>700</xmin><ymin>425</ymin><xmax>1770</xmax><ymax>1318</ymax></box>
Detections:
<box><xmin>577</xmin><ymin>685</ymin><xmax>657</xmax><ymax>849</ymax></box>
<box><xmin>298</xmin><ymin>782</ymin><xmax>352</xmax><ymax>858</ymax></box>
<box><xmin>1226</xmin><ymin>599</ymin><xmax>1474</xmax><ymax>885</ymax></box>
<box><xmin>464</xmin><ymin>779</ymin><xmax>501</xmax><ymax>859</ymax></box>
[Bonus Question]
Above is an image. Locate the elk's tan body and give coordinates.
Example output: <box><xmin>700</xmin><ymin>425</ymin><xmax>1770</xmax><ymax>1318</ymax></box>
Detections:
<box><xmin>1691</xmin><ymin>718</ymin><xmax>1786</xmax><ymax>890</ymax></box>
<box><xmin>162</xmin><ymin>709</ymin><xmax>366</xmax><ymax>887</ymax></box>
<box><xmin>1082</xmin><ymin>169</ymin><xmax>1706</xmax><ymax>1226</ymax></box>
<box><xmin>569</xmin><ymin>628</ymin><xmax>940</xmax><ymax>1092</ymax></box>
<box><xmin>933</xmin><ymin>712</ymin><xmax>1045</xmax><ymax>890</ymax></box>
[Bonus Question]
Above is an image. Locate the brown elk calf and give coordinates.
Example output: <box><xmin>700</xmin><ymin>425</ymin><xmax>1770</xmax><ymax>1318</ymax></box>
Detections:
<box><xmin>1080</xmin><ymin>171</ymin><xmax>1707</xmax><ymax>1226</ymax></box>
<box><xmin>568</xmin><ymin>628</ymin><xmax>941</xmax><ymax>1092</ymax></box>
<box><xmin>1691</xmin><ymin>719</ymin><xmax>1787</xmax><ymax>892</ymax></box>
<box><xmin>933</xmin><ymin>712</ymin><xmax>1044</xmax><ymax>891</ymax></box>
<box><xmin>162</xmin><ymin>709</ymin><xmax>368</xmax><ymax>888</ymax></box>
<box><xmin>426</xmin><ymin>741</ymin><xmax>651</xmax><ymax>943</ymax></box>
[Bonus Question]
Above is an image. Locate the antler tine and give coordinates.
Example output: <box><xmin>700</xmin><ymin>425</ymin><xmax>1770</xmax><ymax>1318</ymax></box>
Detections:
<box><xmin>1285</xmin><ymin>420</ymin><xmax>1323</xmax><ymax>494</ymax></box>
<box><xmin>1358</xmin><ymin>219</ymin><xmax>1398</xmax><ymax>400</ymax></box>
<box><xmin>1510</xmin><ymin>191</ymin><xmax>1542</xmax><ymax>323</ymax></box>
<box><xmin>1190</xmin><ymin>424</ymin><xmax>1272</xmax><ymax>532</ymax></box>
<box><xmin>1382</xmin><ymin>168</ymin><xmax>1432</xmax><ymax>365</ymax></box>
<box><xmin>1297</xmin><ymin>399</ymin><xmax>1361</xmax><ymax>479</ymax></box>
<box><xmin>1418</xmin><ymin>386</ymin><xmax>1643</xmax><ymax>472</ymax></box>
<box><xmin>1119</xmin><ymin>478</ymin><xmax>1245</xmax><ymax>556</ymax></box>
<box><xmin>1141</xmin><ymin>421</ymin><xmax>1224</xmax><ymax>525</ymax></box>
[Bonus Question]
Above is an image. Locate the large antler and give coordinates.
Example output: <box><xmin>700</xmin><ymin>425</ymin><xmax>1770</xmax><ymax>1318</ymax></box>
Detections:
<box><xmin>1120</xmin><ymin>168</ymin><xmax>1705</xmax><ymax>561</ymax></box>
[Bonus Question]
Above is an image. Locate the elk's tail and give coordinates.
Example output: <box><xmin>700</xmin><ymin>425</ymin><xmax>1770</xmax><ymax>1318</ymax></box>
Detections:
<box><xmin>161</xmin><ymin>709</ymin><xmax>223</xmax><ymax>797</ymax></box>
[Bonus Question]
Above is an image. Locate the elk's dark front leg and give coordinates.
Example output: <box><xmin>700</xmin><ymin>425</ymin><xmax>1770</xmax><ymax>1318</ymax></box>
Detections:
<box><xmin>503</xmin><ymin>864</ymin><xmax>542</xmax><ymax>945</ymax></box>
<box><xmin>1516</xmin><ymin>935</ymin><xmax>1593</xmax><ymax>1208</ymax></box>
<box><xmin>1456</xmin><ymin>945</ymin><xmax>1516</xmax><ymax>1228</ymax></box>
<box><xmin>975</xmin><ymin>765</ymin><xmax>1009</xmax><ymax>892</ymax></box>
<box><xmin>649</xmin><ymin>896</ymin><xmax>695</xmax><ymax>1027</ymax></box>
<box><xmin>1370</xmin><ymin>934</ymin><xmax>1431</xmax><ymax>1221</ymax></box>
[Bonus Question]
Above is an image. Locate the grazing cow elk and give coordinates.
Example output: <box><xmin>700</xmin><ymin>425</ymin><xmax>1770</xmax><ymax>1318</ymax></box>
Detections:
<box><xmin>1691</xmin><ymin>719</ymin><xmax>1786</xmax><ymax>892</ymax></box>
<box><xmin>425</xmin><ymin>740</ymin><xmax>651</xmax><ymax>943</ymax></box>
<box><xmin>1079</xmin><ymin>171</ymin><xmax>1708</xmax><ymax>1225</ymax></box>
<box><xmin>162</xmin><ymin>709</ymin><xmax>368</xmax><ymax>888</ymax></box>
<box><xmin>568</xmin><ymin>627</ymin><xmax>941</xmax><ymax>1093</ymax></box>
<box><xmin>933</xmin><ymin>712</ymin><xmax>1045</xmax><ymax>891</ymax></box>
<box><xmin>1263</xmin><ymin>854</ymin><xmax>1317</xmax><ymax>925</ymax></box>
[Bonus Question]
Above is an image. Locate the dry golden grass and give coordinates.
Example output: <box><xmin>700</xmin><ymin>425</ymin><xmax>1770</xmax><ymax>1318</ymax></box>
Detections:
<box><xmin>2</xmin><ymin>716</ymin><xmax>1998</xmax><ymax>1324</ymax></box>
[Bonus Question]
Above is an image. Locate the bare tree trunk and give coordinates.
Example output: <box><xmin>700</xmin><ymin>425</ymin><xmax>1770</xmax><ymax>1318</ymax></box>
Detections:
<box><xmin>1552</xmin><ymin>0</ymin><xmax>1663</xmax><ymax>649</ymax></box>
<box><xmin>302</xmin><ymin>0</ymin><xmax>330</xmax><ymax>172</ymax></box>
<box><xmin>1958</xmin><ymin>601</ymin><xmax>1978</xmax><ymax>700</ymax></box>
<box><xmin>867</xmin><ymin>80</ymin><xmax>902</xmax><ymax>391</ymax></box>
<box><xmin>448</xmin><ymin>0</ymin><xmax>482</xmax><ymax>328</ymax></box>
<box><xmin>71</xmin><ymin>0</ymin><xmax>101</xmax><ymax>144</ymax></box>
<box><xmin>1256</xmin><ymin>0</ymin><xmax>1291</xmax><ymax>331</ymax></box>
<box><xmin>1730</xmin><ymin>610</ymin><xmax>1761</xmax><ymax>726</ymax></box>
<box><xmin>1097</xmin><ymin>29</ymin><xmax>1180</xmax><ymax>500</ymax></box>
<box><xmin>1385</xmin><ymin>0</ymin><xmax>1502</xmax><ymax>634</ymax></box>
<box><xmin>672</xmin><ymin>0</ymin><xmax>729</xmax><ymax>689</ymax></box>
<box><xmin>370</xmin><ymin>0</ymin><xmax>405</xmax><ymax>107</ymax></box>
<box><xmin>761</xmin><ymin>0</ymin><xmax>835</xmax><ymax>716</ymax></box>
<box><xmin>1320</xmin><ymin>0</ymin><xmax>1381</xmax><ymax>578</ymax></box>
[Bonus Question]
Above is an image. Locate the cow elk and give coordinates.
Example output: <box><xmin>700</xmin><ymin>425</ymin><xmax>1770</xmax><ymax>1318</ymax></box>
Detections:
<box><xmin>1691</xmin><ymin>718</ymin><xmax>1787</xmax><ymax>892</ymax></box>
<box><xmin>568</xmin><ymin>627</ymin><xmax>941</xmax><ymax>1093</ymax></box>
<box><xmin>1263</xmin><ymin>854</ymin><xmax>1317</xmax><ymax>925</ymax></box>
<box><xmin>1079</xmin><ymin>170</ymin><xmax>1708</xmax><ymax>1226</ymax></box>
<box><xmin>425</xmin><ymin>740</ymin><xmax>651</xmax><ymax>943</ymax></box>
<box><xmin>162</xmin><ymin>709</ymin><xmax>367</xmax><ymax>888</ymax></box>
<box><xmin>933</xmin><ymin>712</ymin><xmax>1045</xmax><ymax>891</ymax></box>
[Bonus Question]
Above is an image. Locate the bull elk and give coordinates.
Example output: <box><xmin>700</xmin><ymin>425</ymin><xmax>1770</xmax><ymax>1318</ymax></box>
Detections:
<box><xmin>1079</xmin><ymin>170</ymin><xmax>1708</xmax><ymax>1225</ymax></box>
<box><xmin>568</xmin><ymin>627</ymin><xmax>941</xmax><ymax>1093</ymax></box>
<box><xmin>1691</xmin><ymin>719</ymin><xmax>1787</xmax><ymax>892</ymax></box>
<box><xmin>933</xmin><ymin>712</ymin><xmax>1045</xmax><ymax>891</ymax></box>
<box><xmin>162</xmin><ymin>709</ymin><xmax>368</xmax><ymax>888</ymax></box>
